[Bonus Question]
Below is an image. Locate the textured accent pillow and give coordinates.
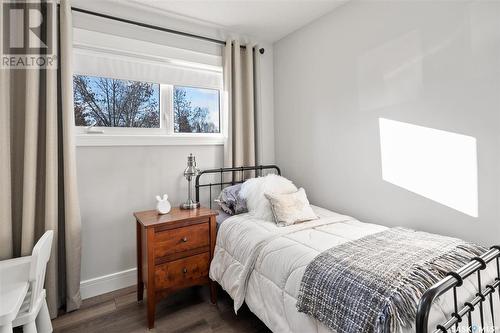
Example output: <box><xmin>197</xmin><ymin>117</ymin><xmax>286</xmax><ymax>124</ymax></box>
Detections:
<box><xmin>215</xmin><ymin>183</ymin><xmax>247</xmax><ymax>215</ymax></box>
<box><xmin>239</xmin><ymin>174</ymin><xmax>298</xmax><ymax>222</ymax></box>
<box><xmin>264</xmin><ymin>188</ymin><xmax>317</xmax><ymax>226</ymax></box>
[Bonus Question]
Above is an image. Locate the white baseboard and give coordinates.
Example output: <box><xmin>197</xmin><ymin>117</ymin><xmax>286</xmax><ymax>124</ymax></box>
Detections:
<box><xmin>80</xmin><ymin>268</ymin><xmax>137</xmax><ymax>300</ymax></box>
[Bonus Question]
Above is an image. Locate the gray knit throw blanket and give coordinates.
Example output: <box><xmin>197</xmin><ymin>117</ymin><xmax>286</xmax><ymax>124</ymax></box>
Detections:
<box><xmin>296</xmin><ymin>227</ymin><xmax>485</xmax><ymax>333</ymax></box>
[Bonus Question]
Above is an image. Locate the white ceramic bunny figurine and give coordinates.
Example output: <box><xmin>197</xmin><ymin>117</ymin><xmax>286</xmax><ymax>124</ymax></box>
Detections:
<box><xmin>156</xmin><ymin>194</ymin><xmax>171</xmax><ymax>215</ymax></box>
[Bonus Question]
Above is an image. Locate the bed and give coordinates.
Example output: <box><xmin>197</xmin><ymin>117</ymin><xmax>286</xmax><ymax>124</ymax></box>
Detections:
<box><xmin>195</xmin><ymin>166</ymin><xmax>500</xmax><ymax>333</ymax></box>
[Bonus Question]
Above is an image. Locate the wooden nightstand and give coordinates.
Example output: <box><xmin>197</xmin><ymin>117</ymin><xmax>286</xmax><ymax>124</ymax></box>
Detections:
<box><xmin>134</xmin><ymin>207</ymin><xmax>218</xmax><ymax>329</ymax></box>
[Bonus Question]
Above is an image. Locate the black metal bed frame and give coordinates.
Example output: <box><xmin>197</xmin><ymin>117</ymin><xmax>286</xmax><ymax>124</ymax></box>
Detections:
<box><xmin>195</xmin><ymin>165</ymin><xmax>280</xmax><ymax>209</ymax></box>
<box><xmin>417</xmin><ymin>246</ymin><xmax>500</xmax><ymax>333</ymax></box>
<box><xmin>195</xmin><ymin>165</ymin><xmax>500</xmax><ymax>333</ymax></box>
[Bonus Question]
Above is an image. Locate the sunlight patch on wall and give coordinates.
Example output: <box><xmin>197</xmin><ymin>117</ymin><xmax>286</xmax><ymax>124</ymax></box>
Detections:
<box><xmin>379</xmin><ymin>118</ymin><xmax>478</xmax><ymax>217</ymax></box>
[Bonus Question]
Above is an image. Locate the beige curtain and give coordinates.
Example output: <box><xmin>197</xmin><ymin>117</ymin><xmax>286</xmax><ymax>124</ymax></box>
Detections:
<box><xmin>223</xmin><ymin>40</ymin><xmax>258</xmax><ymax>168</ymax></box>
<box><xmin>0</xmin><ymin>0</ymin><xmax>82</xmax><ymax>318</ymax></box>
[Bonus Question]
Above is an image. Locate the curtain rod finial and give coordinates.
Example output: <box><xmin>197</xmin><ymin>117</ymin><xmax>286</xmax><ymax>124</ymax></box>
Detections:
<box><xmin>259</xmin><ymin>48</ymin><xmax>265</xmax><ymax>55</ymax></box>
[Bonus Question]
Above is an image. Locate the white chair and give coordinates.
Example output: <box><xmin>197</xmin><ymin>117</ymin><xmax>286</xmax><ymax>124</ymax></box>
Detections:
<box><xmin>0</xmin><ymin>231</ymin><xmax>54</xmax><ymax>333</ymax></box>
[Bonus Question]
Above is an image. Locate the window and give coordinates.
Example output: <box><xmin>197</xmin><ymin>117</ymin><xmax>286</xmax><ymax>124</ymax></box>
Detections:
<box><xmin>74</xmin><ymin>75</ymin><xmax>160</xmax><ymax>128</ymax></box>
<box><xmin>73</xmin><ymin>77</ymin><xmax>222</xmax><ymax>135</ymax></box>
<box><xmin>72</xmin><ymin>28</ymin><xmax>224</xmax><ymax>146</ymax></box>
<box><xmin>173</xmin><ymin>86</ymin><xmax>220</xmax><ymax>133</ymax></box>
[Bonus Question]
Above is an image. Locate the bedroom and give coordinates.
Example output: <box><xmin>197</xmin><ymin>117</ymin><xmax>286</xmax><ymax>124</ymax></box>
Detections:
<box><xmin>1</xmin><ymin>0</ymin><xmax>499</xmax><ymax>332</ymax></box>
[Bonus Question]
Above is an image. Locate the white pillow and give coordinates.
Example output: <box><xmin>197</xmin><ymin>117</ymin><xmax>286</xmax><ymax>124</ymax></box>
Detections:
<box><xmin>239</xmin><ymin>174</ymin><xmax>298</xmax><ymax>221</ymax></box>
<box><xmin>264</xmin><ymin>188</ymin><xmax>318</xmax><ymax>226</ymax></box>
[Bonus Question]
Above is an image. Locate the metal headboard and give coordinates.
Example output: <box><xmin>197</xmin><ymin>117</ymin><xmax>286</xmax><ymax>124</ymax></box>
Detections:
<box><xmin>195</xmin><ymin>165</ymin><xmax>281</xmax><ymax>209</ymax></box>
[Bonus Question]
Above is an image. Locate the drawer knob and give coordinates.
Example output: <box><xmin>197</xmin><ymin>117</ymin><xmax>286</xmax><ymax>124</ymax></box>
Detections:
<box><xmin>182</xmin><ymin>268</ymin><xmax>188</xmax><ymax>274</ymax></box>
<box><xmin>182</xmin><ymin>237</ymin><xmax>188</xmax><ymax>242</ymax></box>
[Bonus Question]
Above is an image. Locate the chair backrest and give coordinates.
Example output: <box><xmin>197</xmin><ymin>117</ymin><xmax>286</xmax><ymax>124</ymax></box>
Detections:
<box><xmin>28</xmin><ymin>231</ymin><xmax>54</xmax><ymax>312</ymax></box>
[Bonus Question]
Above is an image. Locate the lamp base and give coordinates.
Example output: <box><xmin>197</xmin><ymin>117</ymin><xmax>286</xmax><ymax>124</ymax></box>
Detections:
<box><xmin>180</xmin><ymin>201</ymin><xmax>200</xmax><ymax>210</ymax></box>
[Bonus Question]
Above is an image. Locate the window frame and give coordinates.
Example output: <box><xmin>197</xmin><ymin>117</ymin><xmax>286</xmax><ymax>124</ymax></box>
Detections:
<box><xmin>73</xmin><ymin>32</ymin><xmax>225</xmax><ymax>147</ymax></box>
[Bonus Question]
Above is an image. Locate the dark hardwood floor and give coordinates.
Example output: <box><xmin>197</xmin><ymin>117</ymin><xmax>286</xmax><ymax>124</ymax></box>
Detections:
<box><xmin>52</xmin><ymin>286</ymin><xmax>271</xmax><ymax>333</ymax></box>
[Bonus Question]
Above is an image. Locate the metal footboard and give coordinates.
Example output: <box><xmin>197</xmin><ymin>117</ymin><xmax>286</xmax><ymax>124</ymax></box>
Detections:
<box><xmin>417</xmin><ymin>246</ymin><xmax>500</xmax><ymax>333</ymax></box>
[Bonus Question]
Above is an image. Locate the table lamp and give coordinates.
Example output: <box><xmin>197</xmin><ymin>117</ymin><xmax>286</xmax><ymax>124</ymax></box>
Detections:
<box><xmin>181</xmin><ymin>153</ymin><xmax>200</xmax><ymax>209</ymax></box>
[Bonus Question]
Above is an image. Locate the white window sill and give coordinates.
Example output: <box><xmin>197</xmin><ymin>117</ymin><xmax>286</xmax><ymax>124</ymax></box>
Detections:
<box><xmin>75</xmin><ymin>134</ymin><xmax>225</xmax><ymax>147</ymax></box>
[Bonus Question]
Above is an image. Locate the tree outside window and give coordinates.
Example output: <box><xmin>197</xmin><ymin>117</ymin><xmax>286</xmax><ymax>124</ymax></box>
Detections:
<box><xmin>73</xmin><ymin>75</ymin><xmax>220</xmax><ymax>134</ymax></box>
<box><xmin>73</xmin><ymin>75</ymin><xmax>160</xmax><ymax>128</ymax></box>
<box><xmin>173</xmin><ymin>86</ymin><xmax>220</xmax><ymax>133</ymax></box>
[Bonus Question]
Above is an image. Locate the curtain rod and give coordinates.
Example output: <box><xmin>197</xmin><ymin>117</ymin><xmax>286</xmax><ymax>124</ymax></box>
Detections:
<box><xmin>71</xmin><ymin>6</ymin><xmax>265</xmax><ymax>54</ymax></box>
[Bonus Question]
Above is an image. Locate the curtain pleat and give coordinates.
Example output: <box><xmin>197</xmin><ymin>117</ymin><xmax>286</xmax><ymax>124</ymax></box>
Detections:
<box><xmin>243</xmin><ymin>46</ymin><xmax>255</xmax><ymax>166</ymax></box>
<box><xmin>253</xmin><ymin>49</ymin><xmax>261</xmax><ymax>164</ymax></box>
<box><xmin>21</xmin><ymin>69</ymin><xmax>40</xmax><ymax>255</ymax></box>
<box><xmin>1</xmin><ymin>0</ymin><xmax>82</xmax><ymax>318</ymax></box>
<box><xmin>60</xmin><ymin>0</ymin><xmax>83</xmax><ymax>311</ymax></box>
<box><xmin>0</xmin><ymin>0</ymin><xmax>12</xmax><ymax>255</ymax></box>
<box><xmin>223</xmin><ymin>40</ymin><xmax>257</xmax><ymax>168</ymax></box>
<box><xmin>0</xmin><ymin>62</ymin><xmax>12</xmax><ymax>260</ymax></box>
<box><xmin>223</xmin><ymin>41</ymin><xmax>233</xmax><ymax>168</ymax></box>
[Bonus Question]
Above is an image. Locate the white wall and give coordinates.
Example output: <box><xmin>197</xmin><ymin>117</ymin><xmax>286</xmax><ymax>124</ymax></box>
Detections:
<box><xmin>274</xmin><ymin>0</ymin><xmax>500</xmax><ymax>246</ymax></box>
<box><xmin>77</xmin><ymin>146</ymin><xmax>223</xmax><ymax>279</ymax></box>
<box><xmin>72</xmin><ymin>1</ymin><xmax>275</xmax><ymax>296</ymax></box>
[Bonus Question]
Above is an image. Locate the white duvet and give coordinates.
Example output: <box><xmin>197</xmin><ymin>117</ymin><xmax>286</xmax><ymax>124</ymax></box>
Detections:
<box><xmin>209</xmin><ymin>206</ymin><xmax>499</xmax><ymax>333</ymax></box>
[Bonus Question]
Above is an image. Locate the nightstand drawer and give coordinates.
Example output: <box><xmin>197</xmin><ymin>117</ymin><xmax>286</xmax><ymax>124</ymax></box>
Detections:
<box><xmin>154</xmin><ymin>222</ymin><xmax>209</xmax><ymax>259</ymax></box>
<box><xmin>154</xmin><ymin>252</ymin><xmax>210</xmax><ymax>290</ymax></box>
